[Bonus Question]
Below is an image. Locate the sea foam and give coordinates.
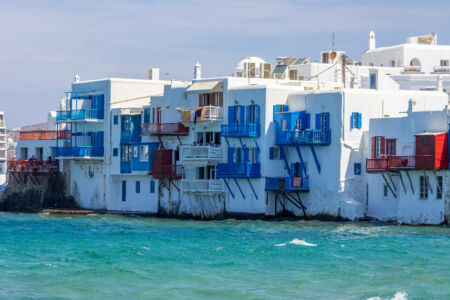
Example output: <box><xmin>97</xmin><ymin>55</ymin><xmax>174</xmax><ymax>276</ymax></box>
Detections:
<box><xmin>275</xmin><ymin>238</ymin><xmax>317</xmax><ymax>247</ymax></box>
<box><xmin>367</xmin><ymin>291</ymin><xmax>408</xmax><ymax>300</ymax></box>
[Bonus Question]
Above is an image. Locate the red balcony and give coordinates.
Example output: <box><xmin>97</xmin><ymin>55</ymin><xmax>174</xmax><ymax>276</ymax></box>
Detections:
<box><xmin>152</xmin><ymin>165</ymin><xmax>182</xmax><ymax>179</ymax></box>
<box><xmin>141</xmin><ymin>123</ymin><xmax>189</xmax><ymax>136</ymax></box>
<box><xmin>20</xmin><ymin>130</ymin><xmax>70</xmax><ymax>141</ymax></box>
<box><xmin>152</xmin><ymin>149</ymin><xmax>182</xmax><ymax>179</ymax></box>
<box><xmin>366</xmin><ymin>155</ymin><xmax>440</xmax><ymax>173</ymax></box>
<box><xmin>7</xmin><ymin>159</ymin><xmax>59</xmax><ymax>173</ymax></box>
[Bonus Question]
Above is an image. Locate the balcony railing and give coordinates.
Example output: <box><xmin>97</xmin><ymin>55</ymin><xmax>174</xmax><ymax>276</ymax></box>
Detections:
<box><xmin>20</xmin><ymin>130</ymin><xmax>70</xmax><ymax>141</ymax></box>
<box><xmin>276</xmin><ymin>129</ymin><xmax>331</xmax><ymax>146</ymax></box>
<box><xmin>217</xmin><ymin>162</ymin><xmax>261</xmax><ymax>178</ymax></box>
<box><xmin>403</xmin><ymin>65</ymin><xmax>422</xmax><ymax>73</ymax></box>
<box><xmin>141</xmin><ymin>123</ymin><xmax>189</xmax><ymax>136</ymax></box>
<box><xmin>56</xmin><ymin>109</ymin><xmax>104</xmax><ymax>121</ymax></box>
<box><xmin>179</xmin><ymin>145</ymin><xmax>222</xmax><ymax>162</ymax></box>
<box><xmin>55</xmin><ymin>146</ymin><xmax>104</xmax><ymax>158</ymax></box>
<box><xmin>7</xmin><ymin>160</ymin><xmax>59</xmax><ymax>173</ymax></box>
<box><xmin>120</xmin><ymin>131</ymin><xmax>141</xmax><ymax>144</ymax></box>
<box><xmin>181</xmin><ymin>179</ymin><xmax>225</xmax><ymax>194</ymax></box>
<box><xmin>265</xmin><ymin>176</ymin><xmax>309</xmax><ymax>191</ymax></box>
<box><xmin>152</xmin><ymin>165</ymin><xmax>182</xmax><ymax>179</ymax></box>
<box><xmin>220</xmin><ymin>123</ymin><xmax>260</xmax><ymax>138</ymax></box>
<box><xmin>185</xmin><ymin>106</ymin><xmax>224</xmax><ymax>124</ymax></box>
<box><xmin>365</xmin><ymin>155</ymin><xmax>432</xmax><ymax>173</ymax></box>
<box><xmin>433</xmin><ymin>66</ymin><xmax>450</xmax><ymax>73</ymax></box>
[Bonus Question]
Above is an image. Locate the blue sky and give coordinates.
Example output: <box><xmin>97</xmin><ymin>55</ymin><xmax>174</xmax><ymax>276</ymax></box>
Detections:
<box><xmin>1</xmin><ymin>0</ymin><xmax>449</xmax><ymax>128</ymax></box>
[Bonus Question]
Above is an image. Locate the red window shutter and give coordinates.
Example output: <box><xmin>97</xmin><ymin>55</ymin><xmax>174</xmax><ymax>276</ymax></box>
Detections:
<box><xmin>381</xmin><ymin>137</ymin><xmax>386</xmax><ymax>156</ymax></box>
<box><xmin>157</xmin><ymin>108</ymin><xmax>161</xmax><ymax>124</ymax></box>
<box><xmin>372</xmin><ymin>137</ymin><xmax>376</xmax><ymax>158</ymax></box>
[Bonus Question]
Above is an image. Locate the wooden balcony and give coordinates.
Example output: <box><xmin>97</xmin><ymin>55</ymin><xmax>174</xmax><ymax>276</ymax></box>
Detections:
<box><xmin>365</xmin><ymin>155</ymin><xmax>439</xmax><ymax>173</ymax></box>
<box><xmin>20</xmin><ymin>130</ymin><xmax>70</xmax><ymax>141</ymax></box>
<box><xmin>7</xmin><ymin>160</ymin><xmax>59</xmax><ymax>173</ymax></box>
<box><xmin>141</xmin><ymin>123</ymin><xmax>189</xmax><ymax>136</ymax></box>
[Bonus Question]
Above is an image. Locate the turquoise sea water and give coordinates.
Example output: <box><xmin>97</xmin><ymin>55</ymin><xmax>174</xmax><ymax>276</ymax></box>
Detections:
<box><xmin>0</xmin><ymin>213</ymin><xmax>448</xmax><ymax>300</ymax></box>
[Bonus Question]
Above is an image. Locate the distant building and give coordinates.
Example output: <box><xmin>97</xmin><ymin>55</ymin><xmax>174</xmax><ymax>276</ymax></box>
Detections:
<box><xmin>0</xmin><ymin>110</ymin><xmax>7</xmax><ymax>185</ymax></box>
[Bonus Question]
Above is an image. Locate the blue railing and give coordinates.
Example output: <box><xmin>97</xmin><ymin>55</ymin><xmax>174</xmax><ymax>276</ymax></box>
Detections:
<box><xmin>220</xmin><ymin>124</ymin><xmax>260</xmax><ymax>138</ymax></box>
<box><xmin>56</xmin><ymin>109</ymin><xmax>104</xmax><ymax>121</ymax></box>
<box><xmin>276</xmin><ymin>129</ymin><xmax>331</xmax><ymax>146</ymax></box>
<box><xmin>217</xmin><ymin>162</ymin><xmax>261</xmax><ymax>178</ymax></box>
<box><xmin>55</xmin><ymin>146</ymin><xmax>104</xmax><ymax>158</ymax></box>
<box><xmin>120</xmin><ymin>131</ymin><xmax>141</xmax><ymax>144</ymax></box>
<box><xmin>265</xmin><ymin>176</ymin><xmax>309</xmax><ymax>191</ymax></box>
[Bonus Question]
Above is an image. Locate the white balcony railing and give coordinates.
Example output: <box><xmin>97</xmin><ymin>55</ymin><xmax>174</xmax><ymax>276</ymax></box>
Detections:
<box><xmin>179</xmin><ymin>145</ymin><xmax>222</xmax><ymax>162</ymax></box>
<box><xmin>433</xmin><ymin>66</ymin><xmax>450</xmax><ymax>73</ymax></box>
<box><xmin>181</xmin><ymin>179</ymin><xmax>225</xmax><ymax>194</ymax></box>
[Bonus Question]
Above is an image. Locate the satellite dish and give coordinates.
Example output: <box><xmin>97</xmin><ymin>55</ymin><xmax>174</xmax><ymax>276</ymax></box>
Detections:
<box><xmin>330</xmin><ymin>51</ymin><xmax>337</xmax><ymax>62</ymax></box>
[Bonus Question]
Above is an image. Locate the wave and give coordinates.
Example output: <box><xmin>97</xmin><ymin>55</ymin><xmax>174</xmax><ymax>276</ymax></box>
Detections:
<box><xmin>275</xmin><ymin>238</ymin><xmax>317</xmax><ymax>247</ymax></box>
<box><xmin>367</xmin><ymin>291</ymin><xmax>408</xmax><ymax>300</ymax></box>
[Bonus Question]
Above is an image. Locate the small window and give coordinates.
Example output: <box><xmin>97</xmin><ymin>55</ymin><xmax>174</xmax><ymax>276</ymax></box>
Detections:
<box><xmin>351</xmin><ymin>113</ymin><xmax>361</xmax><ymax>129</ymax></box>
<box><xmin>423</xmin><ymin>137</ymin><xmax>429</xmax><ymax>153</ymax></box>
<box><xmin>420</xmin><ymin>176</ymin><xmax>429</xmax><ymax>199</ymax></box>
<box><xmin>383</xmin><ymin>184</ymin><xmax>388</xmax><ymax>197</ymax></box>
<box><xmin>113</xmin><ymin>115</ymin><xmax>119</xmax><ymax>125</ymax></box>
<box><xmin>270</xmin><ymin>147</ymin><xmax>280</xmax><ymax>160</ymax></box>
<box><xmin>134</xmin><ymin>146</ymin><xmax>138</xmax><ymax>158</ymax></box>
<box><xmin>150</xmin><ymin>181</ymin><xmax>155</xmax><ymax>193</ymax></box>
<box><xmin>140</xmin><ymin>145</ymin><xmax>149</xmax><ymax>162</ymax></box>
<box><xmin>281</xmin><ymin>119</ymin><xmax>287</xmax><ymax>131</ymax></box>
<box><xmin>136</xmin><ymin>181</ymin><xmax>141</xmax><ymax>193</ymax></box>
<box><xmin>113</xmin><ymin>148</ymin><xmax>118</xmax><ymax>157</ymax></box>
<box><xmin>370</xmin><ymin>73</ymin><xmax>377</xmax><ymax>89</ymax></box>
<box><xmin>386</xmin><ymin>139</ymin><xmax>396</xmax><ymax>155</ymax></box>
<box><xmin>295</xmin><ymin>119</ymin><xmax>302</xmax><ymax>131</ymax></box>
<box><xmin>437</xmin><ymin>176</ymin><xmax>443</xmax><ymax>199</ymax></box>
<box><xmin>390</xmin><ymin>60</ymin><xmax>395</xmax><ymax>67</ymax></box>
<box><xmin>354</xmin><ymin>163</ymin><xmax>361</xmax><ymax>175</ymax></box>
<box><xmin>440</xmin><ymin>60</ymin><xmax>449</xmax><ymax>67</ymax></box>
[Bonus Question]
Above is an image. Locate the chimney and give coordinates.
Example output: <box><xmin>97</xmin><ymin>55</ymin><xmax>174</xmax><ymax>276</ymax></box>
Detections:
<box><xmin>147</xmin><ymin>68</ymin><xmax>160</xmax><ymax>80</ymax></box>
<box><xmin>74</xmin><ymin>75</ymin><xmax>80</xmax><ymax>83</ymax></box>
<box><xmin>368</xmin><ymin>31</ymin><xmax>376</xmax><ymax>50</ymax></box>
<box><xmin>194</xmin><ymin>62</ymin><xmax>201</xmax><ymax>80</ymax></box>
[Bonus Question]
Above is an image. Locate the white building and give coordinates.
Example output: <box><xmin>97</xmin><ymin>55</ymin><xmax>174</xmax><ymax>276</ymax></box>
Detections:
<box><xmin>366</xmin><ymin>105</ymin><xmax>449</xmax><ymax>224</ymax></box>
<box><xmin>0</xmin><ymin>110</ymin><xmax>6</xmax><ymax>185</ymax></box>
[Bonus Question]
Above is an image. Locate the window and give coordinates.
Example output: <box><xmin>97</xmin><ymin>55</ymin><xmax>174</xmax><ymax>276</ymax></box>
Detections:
<box><xmin>375</xmin><ymin>137</ymin><xmax>384</xmax><ymax>158</ymax></box>
<box><xmin>295</xmin><ymin>119</ymin><xmax>302</xmax><ymax>131</ymax></box>
<box><xmin>248</xmin><ymin>105</ymin><xmax>258</xmax><ymax>124</ymax></box>
<box><xmin>144</xmin><ymin>108</ymin><xmax>150</xmax><ymax>124</ymax></box>
<box><xmin>113</xmin><ymin>115</ymin><xmax>119</xmax><ymax>125</ymax></box>
<box><xmin>354</xmin><ymin>163</ymin><xmax>361</xmax><ymax>175</ymax></box>
<box><xmin>150</xmin><ymin>181</ymin><xmax>155</xmax><ymax>193</ymax></box>
<box><xmin>270</xmin><ymin>147</ymin><xmax>280</xmax><ymax>160</ymax></box>
<box><xmin>322</xmin><ymin>52</ymin><xmax>329</xmax><ymax>64</ymax></box>
<box><xmin>249</xmin><ymin>148</ymin><xmax>258</xmax><ymax>163</ymax></box>
<box><xmin>234</xmin><ymin>148</ymin><xmax>242</xmax><ymax>163</ymax></box>
<box><xmin>140</xmin><ymin>145</ymin><xmax>149</xmax><ymax>162</ymax></box>
<box><xmin>281</xmin><ymin>119</ymin><xmax>287</xmax><ymax>131</ymax></box>
<box><xmin>440</xmin><ymin>60</ymin><xmax>449</xmax><ymax>67</ymax></box>
<box><xmin>383</xmin><ymin>184</ymin><xmax>388</xmax><ymax>197</ymax></box>
<box><xmin>136</xmin><ymin>181</ymin><xmax>141</xmax><ymax>193</ymax></box>
<box><xmin>423</xmin><ymin>136</ymin><xmax>429</xmax><ymax>153</ymax></box>
<box><xmin>316</xmin><ymin>113</ymin><xmax>330</xmax><ymax>131</ymax></box>
<box><xmin>386</xmin><ymin>139</ymin><xmax>396</xmax><ymax>155</ymax></box>
<box><xmin>390</xmin><ymin>60</ymin><xmax>395</xmax><ymax>67</ymax></box>
<box><xmin>351</xmin><ymin>113</ymin><xmax>361</xmax><ymax>129</ymax></box>
<box><xmin>122</xmin><ymin>181</ymin><xmax>126</xmax><ymax>202</ymax></box>
<box><xmin>437</xmin><ymin>176</ymin><xmax>443</xmax><ymax>199</ymax></box>
<box><xmin>420</xmin><ymin>176</ymin><xmax>429</xmax><ymax>199</ymax></box>
<box><xmin>134</xmin><ymin>146</ymin><xmax>138</xmax><ymax>158</ymax></box>
<box><xmin>370</xmin><ymin>73</ymin><xmax>377</xmax><ymax>89</ymax></box>
<box><xmin>113</xmin><ymin>148</ymin><xmax>119</xmax><ymax>157</ymax></box>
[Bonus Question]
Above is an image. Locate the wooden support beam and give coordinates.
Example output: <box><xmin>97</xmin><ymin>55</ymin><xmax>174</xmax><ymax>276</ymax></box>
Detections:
<box><xmin>398</xmin><ymin>171</ymin><xmax>407</xmax><ymax>195</ymax></box>
<box><xmin>387</xmin><ymin>173</ymin><xmax>397</xmax><ymax>192</ymax></box>
<box><xmin>381</xmin><ymin>173</ymin><xmax>397</xmax><ymax>198</ymax></box>
<box><xmin>424</xmin><ymin>170</ymin><xmax>433</xmax><ymax>194</ymax></box>
<box><xmin>432</xmin><ymin>170</ymin><xmax>442</xmax><ymax>197</ymax></box>
<box><xmin>406</xmin><ymin>170</ymin><xmax>414</xmax><ymax>195</ymax></box>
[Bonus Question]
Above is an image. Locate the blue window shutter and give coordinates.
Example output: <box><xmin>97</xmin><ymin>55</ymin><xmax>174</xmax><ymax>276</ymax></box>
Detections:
<box><xmin>228</xmin><ymin>106</ymin><xmax>236</xmax><ymax>124</ymax></box>
<box><xmin>305</xmin><ymin>113</ymin><xmax>310</xmax><ymax>129</ymax></box>
<box><xmin>269</xmin><ymin>147</ymin><xmax>274</xmax><ymax>159</ymax></box>
<box><xmin>351</xmin><ymin>113</ymin><xmax>355</xmax><ymax>129</ymax></box>
<box><xmin>227</xmin><ymin>147</ymin><xmax>235</xmax><ymax>163</ymax></box>
<box><xmin>150</xmin><ymin>181</ymin><xmax>155</xmax><ymax>193</ymax></box>
<box><xmin>239</xmin><ymin>105</ymin><xmax>245</xmax><ymax>123</ymax></box>
<box><xmin>324</xmin><ymin>113</ymin><xmax>330</xmax><ymax>130</ymax></box>
<box><xmin>246</xmin><ymin>105</ymin><xmax>251</xmax><ymax>124</ymax></box>
<box><xmin>255</xmin><ymin>105</ymin><xmax>260</xmax><ymax>124</ymax></box>
<box><xmin>357</xmin><ymin>113</ymin><xmax>362</xmax><ymax>128</ymax></box>
<box><xmin>243</xmin><ymin>147</ymin><xmax>249</xmax><ymax>163</ymax></box>
<box><xmin>236</xmin><ymin>148</ymin><xmax>242</xmax><ymax>163</ymax></box>
<box><xmin>315</xmin><ymin>113</ymin><xmax>321</xmax><ymax>130</ymax></box>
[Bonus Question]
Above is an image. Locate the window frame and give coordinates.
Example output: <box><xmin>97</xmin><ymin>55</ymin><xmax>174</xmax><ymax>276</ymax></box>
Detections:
<box><xmin>419</xmin><ymin>176</ymin><xmax>429</xmax><ymax>199</ymax></box>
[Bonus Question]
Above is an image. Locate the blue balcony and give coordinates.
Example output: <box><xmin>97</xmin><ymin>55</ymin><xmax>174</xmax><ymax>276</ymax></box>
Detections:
<box><xmin>121</xmin><ymin>161</ymin><xmax>132</xmax><ymax>174</ymax></box>
<box><xmin>276</xmin><ymin>129</ymin><xmax>331</xmax><ymax>146</ymax></box>
<box><xmin>56</xmin><ymin>109</ymin><xmax>104</xmax><ymax>122</ymax></box>
<box><xmin>217</xmin><ymin>162</ymin><xmax>261</xmax><ymax>178</ymax></box>
<box><xmin>265</xmin><ymin>176</ymin><xmax>309</xmax><ymax>192</ymax></box>
<box><xmin>120</xmin><ymin>131</ymin><xmax>141</xmax><ymax>144</ymax></box>
<box><xmin>220</xmin><ymin>124</ymin><xmax>260</xmax><ymax>138</ymax></box>
<box><xmin>55</xmin><ymin>146</ymin><xmax>104</xmax><ymax>158</ymax></box>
